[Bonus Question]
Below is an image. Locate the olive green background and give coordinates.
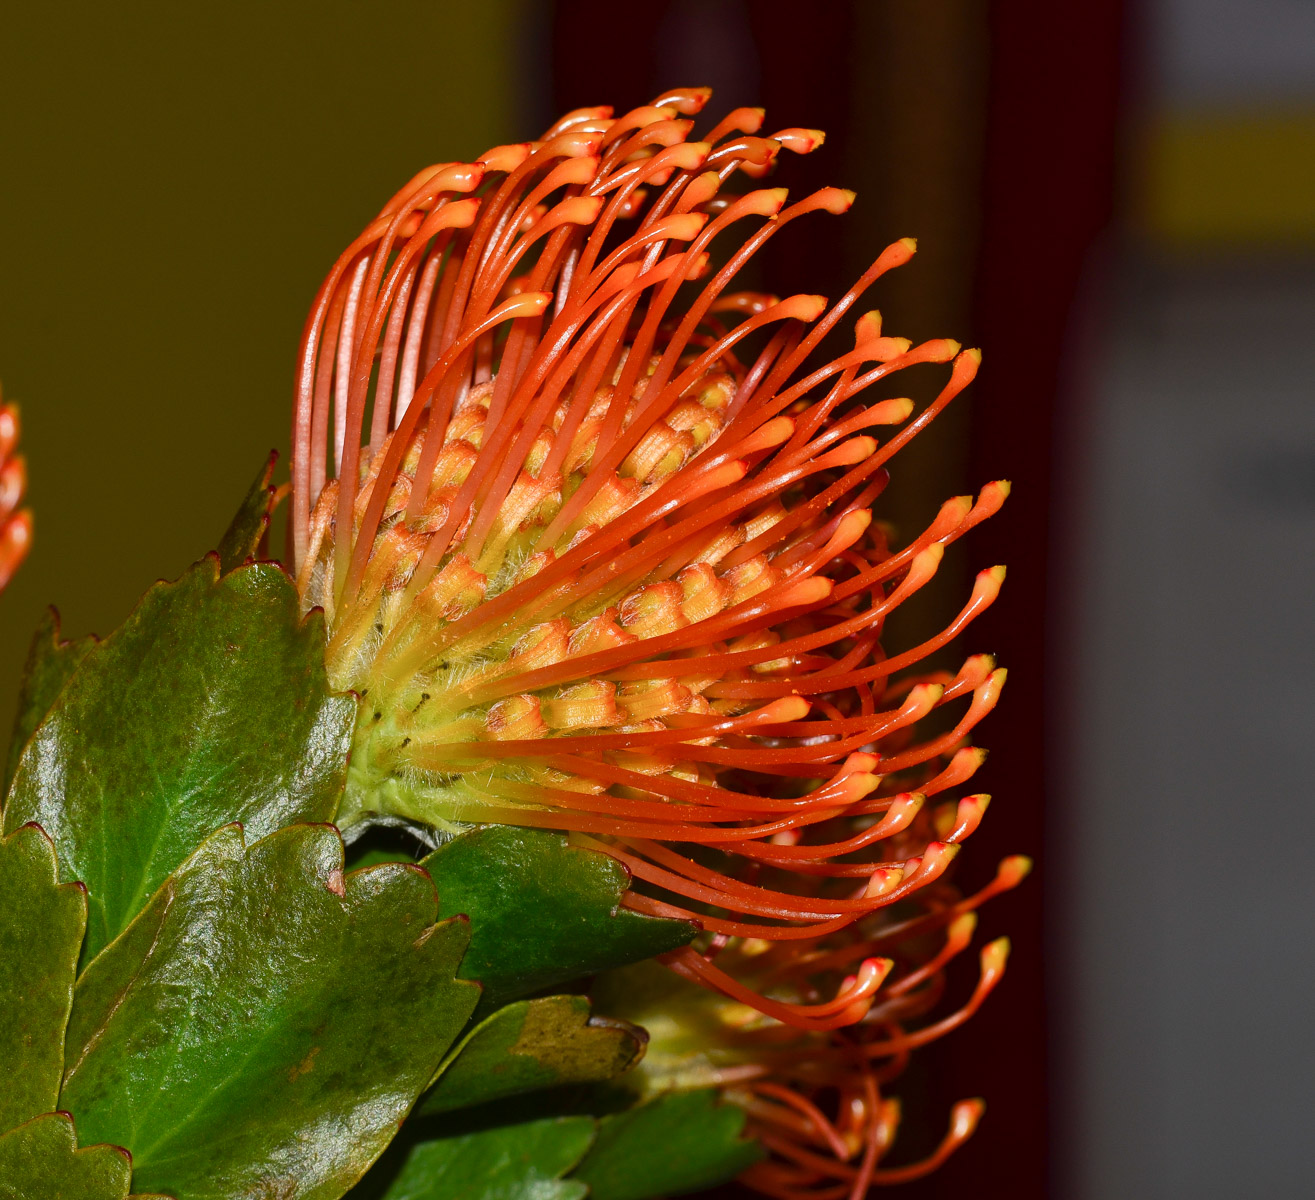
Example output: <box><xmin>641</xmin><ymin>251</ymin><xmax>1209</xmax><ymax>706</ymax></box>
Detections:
<box><xmin>0</xmin><ymin>0</ymin><xmax>533</xmax><ymax>734</ymax></box>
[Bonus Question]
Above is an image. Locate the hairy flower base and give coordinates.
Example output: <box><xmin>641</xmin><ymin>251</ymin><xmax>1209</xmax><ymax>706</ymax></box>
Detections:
<box><xmin>288</xmin><ymin>86</ymin><xmax>1023</xmax><ymax>1186</ymax></box>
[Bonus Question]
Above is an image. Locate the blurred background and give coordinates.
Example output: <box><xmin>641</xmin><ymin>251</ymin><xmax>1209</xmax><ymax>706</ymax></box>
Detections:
<box><xmin>1</xmin><ymin>2</ymin><xmax>1309</xmax><ymax>1196</ymax></box>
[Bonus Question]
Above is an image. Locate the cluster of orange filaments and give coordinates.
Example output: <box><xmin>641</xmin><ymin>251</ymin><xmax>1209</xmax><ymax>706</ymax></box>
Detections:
<box><xmin>595</xmin><ymin>851</ymin><xmax>1030</xmax><ymax>1198</ymax></box>
<box><xmin>290</xmin><ymin>88</ymin><xmax>1013</xmax><ymax>1029</ymax></box>
<box><xmin>0</xmin><ymin>392</ymin><xmax>31</xmax><ymax>593</ymax></box>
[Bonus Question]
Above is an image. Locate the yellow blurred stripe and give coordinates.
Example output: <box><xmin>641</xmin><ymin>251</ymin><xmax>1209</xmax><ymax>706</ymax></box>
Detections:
<box><xmin>1144</xmin><ymin>110</ymin><xmax>1315</xmax><ymax>246</ymax></box>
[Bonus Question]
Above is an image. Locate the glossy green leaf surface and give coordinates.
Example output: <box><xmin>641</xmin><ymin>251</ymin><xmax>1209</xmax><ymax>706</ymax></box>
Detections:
<box><xmin>570</xmin><ymin>1090</ymin><xmax>763</xmax><ymax>1200</ymax></box>
<box><xmin>4</xmin><ymin>557</ymin><xmax>357</xmax><ymax>960</ymax></box>
<box><xmin>2</xmin><ymin>608</ymin><xmax>94</xmax><ymax>796</ymax></box>
<box><xmin>352</xmin><ymin>1116</ymin><xmax>595</xmax><ymax>1200</ymax></box>
<box><xmin>422</xmin><ymin>826</ymin><xmax>694</xmax><ymax>1010</ymax></box>
<box><xmin>0</xmin><ymin>1113</ymin><xmax>130</xmax><ymax>1200</ymax></box>
<box><xmin>217</xmin><ymin>452</ymin><xmax>278</xmax><ymax>573</ymax></box>
<box><xmin>0</xmin><ymin>824</ymin><xmax>85</xmax><ymax>1131</ymax></box>
<box><xmin>61</xmin><ymin>823</ymin><xmax>480</xmax><ymax>1200</ymax></box>
<box><xmin>420</xmin><ymin>995</ymin><xmax>645</xmax><ymax>1116</ymax></box>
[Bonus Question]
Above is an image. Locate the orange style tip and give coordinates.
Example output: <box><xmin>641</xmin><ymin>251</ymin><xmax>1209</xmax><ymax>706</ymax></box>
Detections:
<box><xmin>918</xmin><ymin>842</ymin><xmax>960</xmax><ymax>876</ymax></box>
<box><xmin>664</xmin><ymin>212</ymin><xmax>709</xmax><ymax>240</ymax></box>
<box><xmin>981</xmin><ymin>937</ymin><xmax>1011</xmax><ymax>973</ymax></box>
<box><xmin>867</xmin><ymin>397</ymin><xmax>913</xmax><ymax>424</ymax></box>
<box><xmin>754</xmin><ymin>187</ymin><xmax>790</xmax><ymax>216</ymax></box>
<box><xmin>554</xmin><ymin>129</ymin><xmax>606</xmax><ymax>158</ymax></box>
<box><xmin>854</xmin><ymin>309</ymin><xmax>882</xmax><ymax>341</ymax></box>
<box><xmin>831</xmin><ymin>435</ymin><xmax>877</xmax><ymax>466</ymax></box>
<box><xmin>772</xmin><ymin>127</ymin><xmax>827</xmax><ymax>154</ymax></box>
<box><xmin>900</xmin><ymin>236</ymin><xmax>918</xmax><ymax>251</ymax></box>
<box><xmin>917</xmin><ymin>338</ymin><xmax>960</xmax><ymax>363</ymax></box>
<box><xmin>835</xmin><ymin>507</ymin><xmax>873</xmax><ymax>538</ymax></box>
<box><xmin>780</xmin><ymin>576</ymin><xmax>833</xmax><ymax>608</ymax></box>
<box><xmin>653</xmin><ymin>85</ymin><xmax>713</xmax><ymax>114</ymax></box>
<box><xmin>766</xmin><ymin>695</ymin><xmax>811</xmax><ymax>723</ymax></box>
<box><xmin>904</xmin><ymin>681</ymin><xmax>944</xmax><ymax>712</ymax></box>
<box><xmin>948</xmin><ymin>911</ymin><xmax>979</xmax><ymax>941</ymax></box>
<box><xmin>479</xmin><ymin>143</ymin><xmax>532</xmax><ymax>172</ymax></box>
<box><xmin>999</xmin><ymin>855</ymin><xmax>1034</xmax><ymax>885</ymax></box>
<box><xmin>555</xmin><ymin>155</ymin><xmax>602</xmax><ymax>186</ymax></box>
<box><xmin>440</xmin><ymin>197</ymin><xmax>482</xmax><ymax>227</ymax></box>
<box><xmin>965</xmin><ymin>347</ymin><xmax>983</xmax><ymax>364</ymax></box>
<box><xmin>671</xmin><ymin>141</ymin><xmax>712</xmax><ymax>170</ymax></box>
<box><xmin>988</xmin><ymin>478</ymin><xmax>1012</xmax><ymax>499</ymax></box>
<box><xmin>967</xmin><ymin>792</ymin><xmax>992</xmax><ymax>814</ymax></box>
<box><xmin>843</xmin><ymin>751</ymin><xmax>880</xmax><ymax>773</ymax></box>
<box><xmin>554</xmin><ymin>196</ymin><xmax>604</xmax><ymax>226</ymax></box>
<box><xmin>842</xmin><ymin>773</ymin><xmax>881</xmax><ymax>801</ymax></box>
<box><xmin>989</xmin><ymin>666</ymin><xmax>1008</xmax><ymax>687</ymax></box>
<box><xmin>778</xmin><ymin>294</ymin><xmax>828</xmax><ymax>322</ymax></box>
<box><xmin>755</xmin><ymin>415</ymin><xmax>796</xmax><ymax>448</ymax></box>
<box><xmin>855</xmin><ymin>956</ymin><xmax>894</xmax><ymax>992</ymax></box>
<box><xmin>912</xmin><ymin>541</ymin><xmax>946</xmax><ymax>572</ymax></box>
<box><xmin>864</xmin><ymin>867</ymin><xmax>905</xmax><ymax>898</ymax></box>
<box><xmin>816</xmin><ymin>186</ymin><xmax>854</xmax><ymax>213</ymax></box>
<box><xmin>951</xmin><ymin>1099</ymin><xmax>987</xmax><ymax>1136</ymax></box>
<box><xmin>896</xmin><ymin>791</ymin><xmax>926</xmax><ymax>813</ymax></box>
<box><xmin>501</xmin><ymin>291</ymin><xmax>552</xmax><ymax>319</ymax></box>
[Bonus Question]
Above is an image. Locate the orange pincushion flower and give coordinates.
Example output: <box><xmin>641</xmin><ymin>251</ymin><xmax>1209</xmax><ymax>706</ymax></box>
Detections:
<box><xmin>0</xmin><ymin>392</ymin><xmax>32</xmax><ymax>594</ymax></box>
<box><xmin>289</xmin><ymin>88</ymin><xmax>1013</xmax><ymax>1027</ymax></box>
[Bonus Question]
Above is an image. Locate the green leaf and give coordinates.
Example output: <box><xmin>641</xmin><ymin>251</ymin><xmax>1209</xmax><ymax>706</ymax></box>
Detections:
<box><xmin>3</xmin><ymin>609</ymin><xmax>94</xmax><ymax>797</ymax></box>
<box><xmin>60</xmin><ymin>823</ymin><xmax>481</xmax><ymax>1200</ymax></box>
<box><xmin>421</xmin><ymin>826</ymin><xmax>694</xmax><ymax>1011</ymax></box>
<box><xmin>217</xmin><ymin>451</ymin><xmax>278</xmax><ymax>574</ymax></box>
<box><xmin>570</xmin><ymin>1090</ymin><xmax>763</xmax><ymax>1200</ymax></box>
<box><xmin>0</xmin><ymin>824</ymin><xmax>85</xmax><ymax>1130</ymax></box>
<box><xmin>0</xmin><ymin>1113</ymin><xmax>130</xmax><ymax>1200</ymax></box>
<box><xmin>351</xmin><ymin>1116</ymin><xmax>595</xmax><ymax>1200</ymax></box>
<box><xmin>420</xmin><ymin>995</ymin><xmax>645</xmax><ymax>1116</ymax></box>
<box><xmin>4</xmin><ymin>557</ymin><xmax>357</xmax><ymax>960</ymax></box>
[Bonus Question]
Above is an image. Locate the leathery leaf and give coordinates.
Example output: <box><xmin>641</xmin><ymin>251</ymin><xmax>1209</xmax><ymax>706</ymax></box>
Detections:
<box><xmin>569</xmin><ymin>1090</ymin><xmax>764</xmax><ymax>1200</ymax></box>
<box><xmin>419</xmin><ymin>994</ymin><xmax>646</xmax><ymax>1116</ymax></box>
<box><xmin>2</xmin><ymin>609</ymin><xmax>94</xmax><ymax>797</ymax></box>
<box><xmin>217</xmin><ymin>451</ymin><xmax>278</xmax><ymax>573</ymax></box>
<box><xmin>0</xmin><ymin>824</ymin><xmax>85</xmax><ymax>1131</ymax></box>
<box><xmin>60</xmin><ymin>823</ymin><xmax>480</xmax><ymax>1200</ymax></box>
<box><xmin>350</xmin><ymin>1115</ymin><xmax>595</xmax><ymax>1200</ymax></box>
<box><xmin>4</xmin><ymin>556</ymin><xmax>357</xmax><ymax>960</ymax></box>
<box><xmin>421</xmin><ymin>826</ymin><xmax>694</xmax><ymax>1011</ymax></box>
<box><xmin>0</xmin><ymin>1113</ymin><xmax>130</xmax><ymax>1200</ymax></box>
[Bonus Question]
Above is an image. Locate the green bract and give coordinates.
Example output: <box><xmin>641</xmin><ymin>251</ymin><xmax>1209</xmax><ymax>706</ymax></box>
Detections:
<box><xmin>4</xmin><ymin>557</ymin><xmax>357</xmax><ymax>961</ymax></box>
<box><xmin>0</xmin><ymin>1114</ymin><xmax>131</xmax><ymax>1200</ymax></box>
<box><xmin>423</xmin><ymin>825</ymin><xmax>694</xmax><ymax>1012</ymax></box>
<box><xmin>63</xmin><ymin>824</ymin><xmax>478</xmax><ymax>1199</ymax></box>
<box><xmin>421</xmin><ymin>995</ymin><xmax>645</xmax><ymax>1116</ymax></box>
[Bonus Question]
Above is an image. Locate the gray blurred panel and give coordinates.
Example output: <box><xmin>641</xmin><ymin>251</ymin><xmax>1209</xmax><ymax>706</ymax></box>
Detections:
<box><xmin>1157</xmin><ymin>0</ymin><xmax>1315</xmax><ymax>105</ymax></box>
<box><xmin>1062</xmin><ymin>261</ymin><xmax>1315</xmax><ymax>1199</ymax></box>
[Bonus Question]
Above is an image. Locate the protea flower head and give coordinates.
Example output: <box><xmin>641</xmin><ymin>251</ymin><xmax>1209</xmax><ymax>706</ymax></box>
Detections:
<box><xmin>0</xmin><ymin>391</ymin><xmax>32</xmax><ymax>593</ymax></box>
<box><xmin>289</xmin><ymin>85</ymin><xmax>1018</xmax><ymax>1062</ymax></box>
